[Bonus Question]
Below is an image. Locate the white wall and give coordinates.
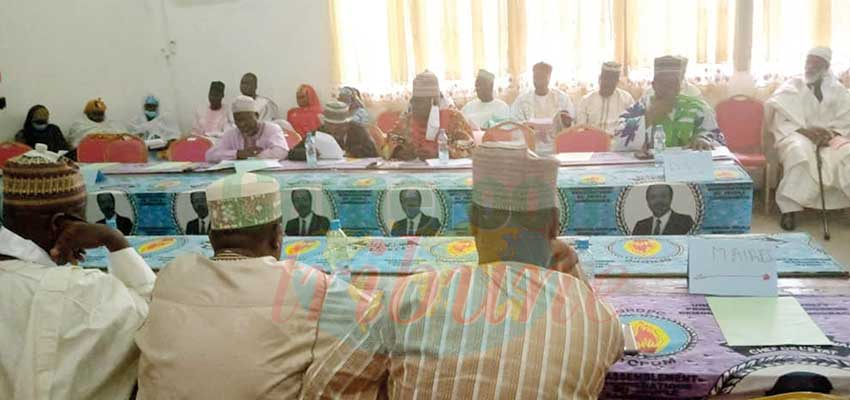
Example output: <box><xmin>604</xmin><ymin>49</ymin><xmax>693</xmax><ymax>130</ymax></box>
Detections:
<box><xmin>0</xmin><ymin>0</ymin><xmax>333</xmax><ymax>140</ymax></box>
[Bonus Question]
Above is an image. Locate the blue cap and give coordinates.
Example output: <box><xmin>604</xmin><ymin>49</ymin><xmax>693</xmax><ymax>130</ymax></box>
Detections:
<box><xmin>330</xmin><ymin>219</ymin><xmax>341</xmax><ymax>230</ymax></box>
<box><xmin>575</xmin><ymin>239</ymin><xmax>590</xmax><ymax>250</ymax></box>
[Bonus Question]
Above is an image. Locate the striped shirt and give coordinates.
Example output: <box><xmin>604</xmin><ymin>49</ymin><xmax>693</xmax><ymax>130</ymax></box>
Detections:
<box><xmin>303</xmin><ymin>262</ymin><xmax>623</xmax><ymax>399</ymax></box>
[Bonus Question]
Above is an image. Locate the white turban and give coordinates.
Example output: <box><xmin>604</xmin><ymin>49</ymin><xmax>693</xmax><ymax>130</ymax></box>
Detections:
<box><xmin>808</xmin><ymin>47</ymin><xmax>832</xmax><ymax>63</ymax></box>
<box><xmin>232</xmin><ymin>95</ymin><xmax>257</xmax><ymax>114</ymax></box>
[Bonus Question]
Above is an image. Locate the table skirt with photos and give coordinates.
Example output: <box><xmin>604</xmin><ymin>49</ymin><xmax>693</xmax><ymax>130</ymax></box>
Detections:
<box><xmin>1</xmin><ymin>159</ymin><xmax>753</xmax><ymax>237</ymax></box>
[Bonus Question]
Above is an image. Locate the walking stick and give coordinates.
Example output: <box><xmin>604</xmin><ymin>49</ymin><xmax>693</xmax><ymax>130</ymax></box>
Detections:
<box><xmin>815</xmin><ymin>144</ymin><xmax>831</xmax><ymax>241</ymax></box>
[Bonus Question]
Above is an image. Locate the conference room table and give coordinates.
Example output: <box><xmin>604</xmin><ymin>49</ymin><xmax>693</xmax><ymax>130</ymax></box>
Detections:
<box><xmin>78</xmin><ymin>233</ymin><xmax>850</xmax><ymax>400</ymax></box>
<box><xmin>20</xmin><ymin>148</ymin><xmax>754</xmax><ymax>237</ymax></box>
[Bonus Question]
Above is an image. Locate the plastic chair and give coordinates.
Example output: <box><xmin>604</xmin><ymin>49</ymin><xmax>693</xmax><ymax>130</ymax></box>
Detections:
<box><xmin>167</xmin><ymin>136</ymin><xmax>213</xmax><ymax>162</ymax></box>
<box><xmin>284</xmin><ymin>129</ymin><xmax>302</xmax><ymax>149</ymax></box>
<box><xmin>0</xmin><ymin>142</ymin><xmax>32</xmax><ymax>168</ymax></box>
<box><xmin>555</xmin><ymin>125</ymin><xmax>611</xmax><ymax>153</ymax></box>
<box><xmin>376</xmin><ymin>110</ymin><xmax>402</xmax><ymax>133</ymax></box>
<box><xmin>716</xmin><ymin>95</ymin><xmax>769</xmax><ymax>209</ymax></box>
<box><xmin>483</xmin><ymin>121</ymin><xmax>536</xmax><ymax>150</ymax></box>
<box><xmin>104</xmin><ymin>135</ymin><xmax>148</xmax><ymax>163</ymax></box>
<box><xmin>77</xmin><ymin>133</ymin><xmax>123</xmax><ymax>162</ymax></box>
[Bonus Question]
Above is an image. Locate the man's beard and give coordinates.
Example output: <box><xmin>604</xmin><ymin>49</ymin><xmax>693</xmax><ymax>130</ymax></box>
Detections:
<box><xmin>805</xmin><ymin>68</ymin><xmax>827</xmax><ymax>84</ymax></box>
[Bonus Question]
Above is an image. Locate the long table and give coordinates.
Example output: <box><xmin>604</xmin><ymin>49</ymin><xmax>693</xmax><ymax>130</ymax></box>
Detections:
<box><xmin>79</xmin><ymin>234</ymin><xmax>846</xmax><ymax>278</ymax></box>
<box><xmin>36</xmin><ymin>159</ymin><xmax>753</xmax><ymax>237</ymax></box>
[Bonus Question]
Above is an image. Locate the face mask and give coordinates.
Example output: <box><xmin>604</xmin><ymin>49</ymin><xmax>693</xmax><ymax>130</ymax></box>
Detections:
<box><xmin>144</xmin><ymin>110</ymin><xmax>159</xmax><ymax>119</ymax></box>
<box><xmin>32</xmin><ymin>122</ymin><xmax>48</xmax><ymax>131</ymax></box>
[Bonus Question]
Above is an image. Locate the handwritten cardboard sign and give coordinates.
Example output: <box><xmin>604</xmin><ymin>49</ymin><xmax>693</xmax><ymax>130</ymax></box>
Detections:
<box><xmin>688</xmin><ymin>238</ymin><xmax>777</xmax><ymax>297</ymax></box>
<box><xmin>664</xmin><ymin>150</ymin><xmax>715</xmax><ymax>183</ymax></box>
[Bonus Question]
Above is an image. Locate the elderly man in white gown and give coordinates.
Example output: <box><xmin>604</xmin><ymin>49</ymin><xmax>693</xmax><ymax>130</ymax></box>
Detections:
<box><xmin>767</xmin><ymin>47</ymin><xmax>850</xmax><ymax>230</ymax></box>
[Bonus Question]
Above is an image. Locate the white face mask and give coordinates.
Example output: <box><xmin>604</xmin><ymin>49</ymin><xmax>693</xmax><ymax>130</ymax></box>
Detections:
<box><xmin>32</xmin><ymin>122</ymin><xmax>49</xmax><ymax>131</ymax></box>
<box><xmin>425</xmin><ymin>105</ymin><xmax>441</xmax><ymax>141</ymax></box>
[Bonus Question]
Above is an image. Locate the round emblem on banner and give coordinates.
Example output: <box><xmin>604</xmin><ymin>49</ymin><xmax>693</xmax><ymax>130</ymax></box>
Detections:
<box><xmin>429</xmin><ymin>238</ymin><xmax>478</xmax><ymax>262</ymax></box>
<box><xmin>620</xmin><ymin>314</ymin><xmax>696</xmax><ymax>357</ymax></box>
<box><xmin>616</xmin><ymin>182</ymin><xmax>704</xmax><ymax>235</ymax></box>
<box><xmin>579</xmin><ymin>174</ymin><xmax>608</xmax><ymax>185</ymax></box>
<box><xmin>607</xmin><ymin>237</ymin><xmax>684</xmax><ymax>263</ymax></box>
<box><xmin>714</xmin><ymin>168</ymin><xmax>744</xmax><ymax>180</ymax></box>
<box><xmin>137</xmin><ymin>237</ymin><xmax>186</xmax><ymax>255</ymax></box>
<box><xmin>283</xmin><ymin>239</ymin><xmax>323</xmax><ymax>257</ymax></box>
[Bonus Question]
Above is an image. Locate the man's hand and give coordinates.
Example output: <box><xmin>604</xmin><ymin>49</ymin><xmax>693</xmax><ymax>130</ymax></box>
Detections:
<box><xmin>645</xmin><ymin>97</ymin><xmax>675</xmax><ymax>127</ymax></box>
<box><xmin>236</xmin><ymin>147</ymin><xmax>261</xmax><ymax>160</ymax></box>
<box><xmin>550</xmin><ymin>239</ymin><xmax>579</xmax><ymax>277</ymax></box>
<box><xmin>689</xmin><ymin>137</ymin><xmax>714</xmax><ymax>151</ymax></box>
<box><xmin>50</xmin><ymin>220</ymin><xmax>130</xmax><ymax>265</ymax></box>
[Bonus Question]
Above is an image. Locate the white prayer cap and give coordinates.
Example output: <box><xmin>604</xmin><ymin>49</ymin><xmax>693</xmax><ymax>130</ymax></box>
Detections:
<box><xmin>206</xmin><ymin>172</ymin><xmax>282</xmax><ymax>231</ymax></box>
<box><xmin>472</xmin><ymin>142</ymin><xmax>559</xmax><ymax>212</ymax></box>
<box><xmin>808</xmin><ymin>47</ymin><xmax>832</xmax><ymax>63</ymax></box>
<box><xmin>654</xmin><ymin>55</ymin><xmax>683</xmax><ymax>75</ymax></box>
<box><xmin>231</xmin><ymin>95</ymin><xmax>257</xmax><ymax>114</ymax></box>
<box><xmin>601</xmin><ymin>61</ymin><xmax>622</xmax><ymax>74</ymax></box>
<box><xmin>477</xmin><ymin>69</ymin><xmax>496</xmax><ymax>82</ymax></box>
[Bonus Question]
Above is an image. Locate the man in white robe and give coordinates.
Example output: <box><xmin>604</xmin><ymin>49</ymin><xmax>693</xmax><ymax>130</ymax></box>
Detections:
<box><xmin>767</xmin><ymin>47</ymin><xmax>850</xmax><ymax>230</ymax></box>
<box><xmin>576</xmin><ymin>61</ymin><xmax>635</xmax><ymax>134</ymax></box>
<box><xmin>511</xmin><ymin>62</ymin><xmax>575</xmax><ymax>125</ymax></box>
<box><xmin>191</xmin><ymin>80</ymin><xmax>233</xmax><ymax>141</ymax></box>
<box><xmin>128</xmin><ymin>94</ymin><xmax>181</xmax><ymax>149</ymax></box>
<box><xmin>0</xmin><ymin>149</ymin><xmax>155</xmax><ymax>400</ymax></box>
<box><xmin>462</xmin><ymin>69</ymin><xmax>510</xmax><ymax>129</ymax></box>
<box><xmin>67</xmin><ymin>98</ymin><xmax>127</xmax><ymax>148</ymax></box>
<box><xmin>136</xmin><ymin>172</ymin><xmax>384</xmax><ymax>399</ymax></box>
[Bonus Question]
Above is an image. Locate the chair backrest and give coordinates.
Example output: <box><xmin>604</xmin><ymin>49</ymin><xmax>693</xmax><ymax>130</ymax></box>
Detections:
<box><xmin>376</xmin><ymin>110</ymin><xmax>402</xmax><ymax>133</ymax></box>
<box><xmin>366</xmin><ymin>124</ymin><xmax>386</xmax><ymax>148</ymax></box>
<box><xmin>104</xmin><ymin>135</ymin><xmax>148</xmax><ymax>163</ymax></box>
<box><xmin>0</xmin><ymin>142</ymin><xmax>32</xmax><ymax>168</ymax></box>
<box><xmin>168</xmin><ymin>136</ymin><xmax>213</xmax><ymax>162</ymax></box>
<box><xmin>555</xmin><ymin>125</ymin><xmax>610</xmax><ymax>153</ymax></box>
<box><xmin>715</xmin><ymin>95</ymin><xmax>765</xmax><ymax>154</ymax></box>
<box><xmin>483</xmin><ymin>121</ymin><xmax>536</xmax><ymax>150</ymax></box>
<box><xmin>77</xmin><ymin>133</ymin><xmax>123</xmax><ymax>163</ymax></box>
<box><xmin>284</xmin><ymin>129</ymin><xmax>302</xmax><ymax>149</ymax></box>
<box><xmin>752</xmin><ymin>393</ymin><xmax>845</xmax><ymax>400</ymax></box>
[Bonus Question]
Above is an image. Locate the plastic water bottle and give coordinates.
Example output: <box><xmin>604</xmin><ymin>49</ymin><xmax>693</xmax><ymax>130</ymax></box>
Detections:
<box><xmin>651</xmin><ymin>126</ymin><xmax>666</xmax><ymax>165</ymax></box>
<box><xmin>325</xmin><ymin>219</ymin><xmax>349</xmax><ymax>271</ymax></box>
<box><xmin>574</xmin><ymin>239</ymin><xmax>596</xmax><ymax>288</ymax></box>
<box><xmin>305</xmin><ymin>132</ymin><xmax>318</xmax><ymax>168</ymax></box>
<box><xmin>437</xmin><ymin>128</ymin><xmax>449</xmax><ymax>164</ymax></box>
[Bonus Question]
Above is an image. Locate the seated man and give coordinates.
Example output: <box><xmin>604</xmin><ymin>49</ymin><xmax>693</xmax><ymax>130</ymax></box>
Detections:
<box><xmin>461</xmin><ymin>69</ymin><xmax>510</xmax><ymax>129</ymax></box>
<box><xmin>206</xmin><ymin>95</ymin><xmax>289</xmax><ymax>162</ymax></box>
<box><xmin>304</xmin><ymin>142</ymin><xmax>624</xmax><ymax>398</ymax></box>
<box><xmin>0</xmin><ymin>149</ymin><xmax>155</xmax><ymax>399</ymax></box>
<box><xmin>644</xmin><ymin>55</ymin><xmax>703</xmax><ymax>99</ymax></box>
<box><xmin>232</xmin><ymin>72</ymin><xmax>281</xmax><ymax>123</ymax></box>
<box><xmin>766</xmin><ymin>47</ymin><xmax>850</xmax><ymax>230</ymax></box>
<box><xmin>67</xmin><ymin>98</ymin><xmax>127</xmax><ymax>148</ymax></box>
<box><xmin>136</xmin><ymin>172</ymin><xmax>382</xmax><ymax>399</ymax></box>
<box><xmin>287</xmin><ymin>84</ymin><xmax>324</xmax><ymax>135</ymax></box>
<box><xmin>614</xmin><ymin>55</ymin><xmax>724</xmax><ymax>152</ymax></box>
<box><xmin>511</xmin><ymin>62</ymin><xmax>575</xmax><ymax>128</ymax></box>
<box><xmin>128</xmin><ymin>95</ymin><xmax>180</xmax><ymax>148</ymax></box>
<box><xmin>388</xmin><ymin>71</ymin><xmax>474</xmax><ymax>160</ymax></box>
<box><xmin>191</xmin><ymin>81</ymin><xmax>233</xmax><ymax>141</ymax></box>
<box><xmin>15</xmin><ymin>104</ymin><xmax>70</xmax><ymax>152</ymax></box>
<box><xmin>576</xmin><ymin>62</ymin><xmax>635</xmax><ymax>134</ymax></box>
<box><xmin>288</xmin><ymin>101</ymin><xmax>379</xmax><ymax>160</ymax></box>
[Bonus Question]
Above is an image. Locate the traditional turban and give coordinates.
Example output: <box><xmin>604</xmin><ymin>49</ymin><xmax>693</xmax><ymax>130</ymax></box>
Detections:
<box><xmin>601</xmin><ymin>61</ymin><xmax>622</xmax><ymax>74</ymax></box>
<box><xmin>412</xmin><ymin>71</ymin><xmax>440</xmax><ymax>98</ymax></box>
<box><xmin>206</xmin><ymin>172</ymin><xmax>282</xmax><ymax>231</ymax></box>
<box><xmin>808</xmin><ymin>47</ymin><xmax>832</xmax><ymax>63</ymax></box>
<box><xmin>3</xmin><ymin>144</ymin><xmax>86</xmax><ymax>212</ymax></box>
<box><xmin>654</xmin><ymin>56</ymin><xmax>683</xmax><ymax>75</ymax></box>
<box><xmin>231</xmin><ymin>95</ymin><xmax>257</xmax><ymax>114</ymax></box>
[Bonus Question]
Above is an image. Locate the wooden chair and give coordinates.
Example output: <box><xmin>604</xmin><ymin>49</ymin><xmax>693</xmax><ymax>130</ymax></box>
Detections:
<box><xmin>483</xmin><ymin>121</ymin><xmax>536</xmax><ymax>150</ymax></box>
<box><xmin>0</xmin><ymin>142</ymin><xmax>32</xmax><ymax>168</ymax></box>
<box><xmin>716</xmin><ymin>95</ymin><xmax>770</xmax><ymax>210</ymax></box>
<box><xmin>167</xmin><ymin>136</ymin><xmax>213</xmax><ymax>162</ymax></box>
<box><xmin>104</xmin><ymin>135</ymin><xmax>148</xmax><ymax>163</ymax></box>
<box><xmin>555</xmin><ymin>125</ymin><xmax>611</xmax><ymax>153</ymax></box>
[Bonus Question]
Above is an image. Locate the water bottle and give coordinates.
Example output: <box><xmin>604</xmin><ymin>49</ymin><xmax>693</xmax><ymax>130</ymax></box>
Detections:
<box><xmin>437</xmin><ymin>128</ymin><xmax>449</xmax><ymax>164</ymax></box>
<box><xmin>305</xmin><ymin>132</ymin><xmax>318</xmax><ymax>168</ymax></box>
<box><xmin>651</xmin><ymin>126</ymin><xmax>666</xmax><ymax>165</ymax></box>
<box><xmin>325</xmin><ymin>219</ymin><xmax>349</xmax><ymax>271</ymax></box>
<box><xmin>574</xmin><ymin>239</ymin><xmax>596</xmax><ymax>288</ymax></box>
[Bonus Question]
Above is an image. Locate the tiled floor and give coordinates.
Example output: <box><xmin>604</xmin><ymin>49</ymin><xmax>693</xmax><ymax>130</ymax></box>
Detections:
<box><xmin>750</xmin><ymin>191</ymin><xmax>850</xmax><ymax>269</ymax></box>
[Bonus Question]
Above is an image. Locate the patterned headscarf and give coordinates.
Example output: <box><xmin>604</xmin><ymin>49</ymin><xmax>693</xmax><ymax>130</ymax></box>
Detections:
<box><xmin>84</xmin><ymin>98</ymin><xmax>107</xmax><ymax>114</ymax></box>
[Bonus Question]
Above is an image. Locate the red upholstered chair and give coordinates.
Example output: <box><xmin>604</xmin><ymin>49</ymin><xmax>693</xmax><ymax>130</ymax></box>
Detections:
<box><xmin>376</xmin><ymin>110</ymin><xmax>402</xmax><ymax>133</ymax></box>
<box><xmin>555</xmin><ymin>125</ymin><xmax>611</xmax><ymax>153</ymax></box>
<box><xmin>284</xmin><ymin>129</ymin><xmax>302</xmax><ymax>149</ymax></box>
<box><xmin>0</xmin><ymin>142</ymin><xmax>32</xmax><ymax>168</ymax></box>
<box><xmin>167</xmin><ymin>136</ymin><xmax>213</xmax><ymax>162</ymax></box>
<box><xmin>77</xmin><ymin>134</ymin><xmax>123</xmax><ymax>162</ymax></box>
<box><xmin>104</xmin><ymin>135</ymin><xmax>148</xmax><ymax>163</ymax></box>
<box><xmin>715</xmin><ymin>95</ymin><xmax>769</xmax><ymax>209</ymax></box>
<box><xmin>483</xmin><ymin>121</ymin><xmax>536</xmax><ymax>150</ymax></box>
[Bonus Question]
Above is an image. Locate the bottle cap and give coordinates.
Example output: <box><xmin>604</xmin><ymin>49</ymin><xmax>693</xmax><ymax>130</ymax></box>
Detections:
<box><xmin>330</xmin><ymin>219</ymin><xmax>341</xmax><ymax>230</ymax></box>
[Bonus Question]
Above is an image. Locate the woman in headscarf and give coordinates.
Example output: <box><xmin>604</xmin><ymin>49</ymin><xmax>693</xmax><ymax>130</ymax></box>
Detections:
<box><xmin>286</xmin><ymin>84</ymin><xmax>323</xmax><ymax>135</ymax></box>
<box><xmin>338</xmin><ymin>86</ymin><xmax>372</xmax><ymax>125</ymax></box>
<box><xmin>15</xmin><ymin>105</ymin><xmax>70</xmax><ymax>152</ymax></box>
